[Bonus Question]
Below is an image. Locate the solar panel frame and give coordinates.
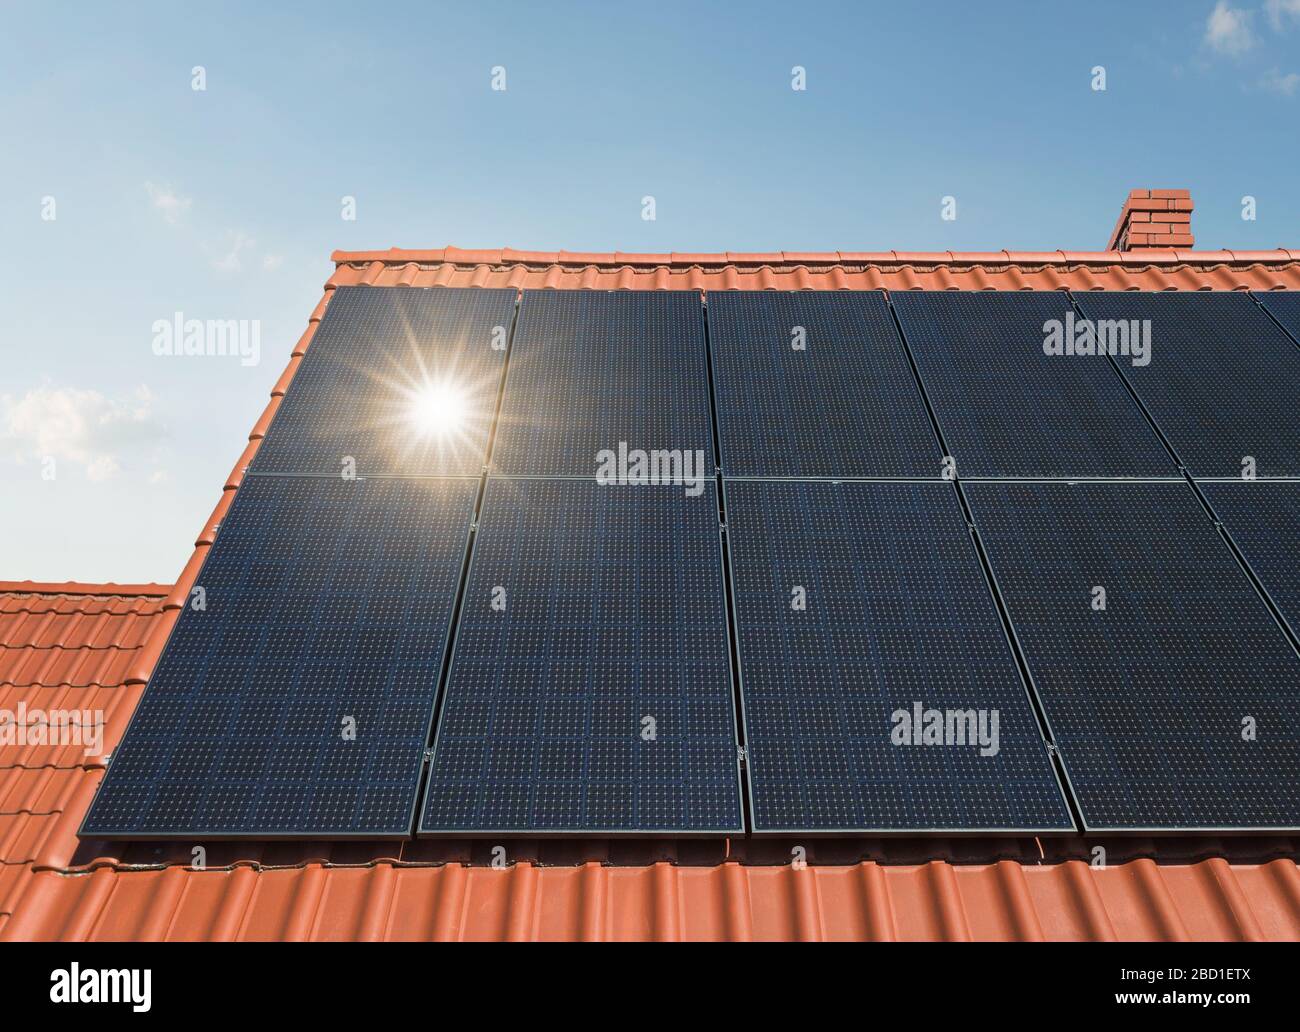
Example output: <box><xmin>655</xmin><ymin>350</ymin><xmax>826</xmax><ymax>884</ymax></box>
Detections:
<box><xmin>706</xmin><ymin>290</ymin><xmax>943</xmax><ymax>477</ymax></box>
<box><xmin>966</xmin><ymin>480</ymin><xmax>1300</xmax><ymax>833</ymax></box>
<box><xmin>724</xmin><ymin>479</ymin><xmax>1075</xmax><ymax>835</ymax></box>
<box><xmin>1072</xmin><ymin>291</ymin><xmax>1300</xmax><ymax>480</ymax></box>
<box><xmin>890</xmin><ymin>291</ymin><xmax>1178</xmax><ymax>479</ymax></box>
<box><xmin>1253</xmin><ymin>290</ymin><xmax>1300</xmax><ymax>352</ymax></box>
<box><xmin>490</xmin><ymin>290</ymin><xmax>716</xmax><ymax>477</ymax></box>
<box><xmin>419</xmin><ymin>477</ymin><xmax>744</xmax><ymax>836</ymax></box>
<box><xmin>80</xmin><ymin>474</ymin><xmax>480</xmax><ymax>840</ymax></box>
<box><xmin>249</xmin><ymin>285</ymin><xmax>518</xmax><ymax>477</ymax></box>
<box><xmin>1200</xmin><ymin>480</ymin><xmax>1300</xmax><ymax>647</ymax></box>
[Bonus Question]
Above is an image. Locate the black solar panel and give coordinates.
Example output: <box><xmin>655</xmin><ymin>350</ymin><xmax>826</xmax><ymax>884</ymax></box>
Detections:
<box><xmin>81</xmin><ymin>475</ymin><xmax>478</xmax><ymax>839</ymax></box>
<box><xmin>966</xmin><ymin>481</ymin><xmax>1300</xmax><ymax>831</ymax></box>
<box><xmin>706</xmin><ymin>291</ymin><xmax>941</xmax><ymax>476</ymax></box>
<box><xmin>1073</xmin><ymin>291</ymin><xmax>1300</xmax><ymax>478</ymax></box>
<box><xmin>250</xmin><ymin>286</ymin><xmax>516</xmax><ymax>476</ymax></box>
<box><xmin>491</xmin><ymin>291</ymin><xmax>714</xmax><ymax>476</ymax></box>
<box><xmin>725</xmin><ymin>480</ymin><xmax>1072</xmax><ymax>833</ymax></box>
<box><xmin>891</xmin><ymin>291</ymin><xmax>1174</xmax><ymax>478</ymax></box>
<box><xmin>1201</xmin><ymin>481</ymin><xmax>1300</xmax><ymax>641</ymax></box>
<box><xmin>421</xmin><ymin>478</ymin><xmax>742</xmax><ymax>834</ymax></box>
<box><xmin>1254</xmin><ymin>290</ymin><xmax>1300</xmax><ymax>348</ymax></box>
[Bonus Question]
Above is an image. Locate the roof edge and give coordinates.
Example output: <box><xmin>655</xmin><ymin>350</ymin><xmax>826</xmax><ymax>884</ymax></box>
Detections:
<box><xmin>331</xmin><ymin>246</ymin><xmax>1300</xmax><ymax>267</ymax></box>
<box><xmin>0</xmin><ymin>580</ymin><xmax>171</xmax><ymax>597</ymax></box>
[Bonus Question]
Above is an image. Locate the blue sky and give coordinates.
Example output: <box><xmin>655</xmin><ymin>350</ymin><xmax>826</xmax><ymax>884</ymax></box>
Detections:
<box><xmin>2</xmin><ymin>0</ymin><xmax>1298</xmax><ymax>583</ymax></box>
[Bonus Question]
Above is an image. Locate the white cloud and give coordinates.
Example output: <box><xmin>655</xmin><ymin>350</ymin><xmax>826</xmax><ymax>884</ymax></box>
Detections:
<box><xmin>1259</xmin><ymin>67</ymin><xmax>1300</xmax><ymax>93</ymax></box>
<box><xmin>144</xmin><ymin>181</ymin><xmax>281</xmax><ymax>275</ymax></box>
<box><xmin>145</xmin><ymin>181</ymin><xmax>192</xmax><ymax>226</ymax></box>
<box><xmin>1205</xmin><ymin>2</ymin><xmax>1255</xmax><ymax>54</ymax></box>
<box><xmin>1</xmin><ymin>385</ymin><xmax>162</xmax><ymax>481</ymax></box>
<box><xmin>1266</xmin><ymin>0</ymin><xmax>1300</xmax><ymax>30</ymax></box>
<box><xmin>212</xmin><ymin>231</ymin><xmax>255</xmax><ymax>272</ymax></box>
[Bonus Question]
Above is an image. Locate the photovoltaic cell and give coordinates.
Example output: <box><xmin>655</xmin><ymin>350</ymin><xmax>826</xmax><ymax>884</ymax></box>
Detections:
<box><xmin>250</xmin><ymin>286</ymin><xmax>517</xmax><ymax>476</ymax></box>
<box><xmin>1254</xmin><ymin>290</ymin><xmax>1300</xmax><ymax>349</ymax></box>
<box><xmin>891</xmin><ymin>291</ymin><xmax>1174</xmax><ymax>478</ymax></box>
<box><xmin>81</xmin><ymin>476</ymin><xmax>478</xmax><ymax>838</ymax></box>
<box><xmin>1073</xmin><ymin>291</ymin><xmax>1300</xmax><ymax>478</ymax></box>
<box><xmin>706</xmin><ymin>291</ymin><xmax>941</xmax><ymax>476</ymax></box>
<box><xmin>725</xmin><ymin>480</ymin><xmax>1072</xmax><ymax>833</ymax></box>
<box><xmin>1201</xmin><ymin>481</ymin><xmax>1300</xmax><ymax>641</ymax></box>
<box><xmin>491</xmin><ymin>291</ymin><xmax>714</xmax><ymax>476</ymax></box>
<box><xmin>967</xmin><ymin>481</ymin><xmax>1300</xmax><ymax>831</ymax></box>
<box><xmin>421</xmin><ymin>479</ymin><xmax>742</xmax><ymax>834</ymax></box>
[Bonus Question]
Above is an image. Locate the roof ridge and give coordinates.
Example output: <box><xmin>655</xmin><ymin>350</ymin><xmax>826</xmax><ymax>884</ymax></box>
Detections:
<box><xmin>0</xmin><ymin>581</ymin><xmax>171</xmax><ymax>598</ymax></box>
<box><xmin>331</xmin><ymin>246</ymin><xmax>1300</xmax><ymax>267</ymax></box>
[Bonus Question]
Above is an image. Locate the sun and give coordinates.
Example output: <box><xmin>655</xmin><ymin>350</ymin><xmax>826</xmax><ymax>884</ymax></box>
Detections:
<box><xmin>409</xmin><ymin>382</ymin><xmax>467</xmax><ymax>437</ymax></box>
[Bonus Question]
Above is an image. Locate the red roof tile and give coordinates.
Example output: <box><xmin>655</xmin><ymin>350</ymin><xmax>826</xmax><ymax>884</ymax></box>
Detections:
<box><xmin>4</xmin><ymin>857</ymin><xmax>1299</xmax><ymax>942</ymax></box>
<box><xmin>328</xmin><ymin>246</ymin><xmax>1300</xmax><ymax>292</ymax></box>
<box><xmin>6</xmin><ymin>223</ymin><xmax>1300</xmax><ymax>940</ymax></box>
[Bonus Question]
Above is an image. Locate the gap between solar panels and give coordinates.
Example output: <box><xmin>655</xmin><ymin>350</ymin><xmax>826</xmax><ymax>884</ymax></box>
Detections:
<box><xmin>703</xmin><ymin>301</ymin><xmax>756</xmax><ymax>839</ymax></box>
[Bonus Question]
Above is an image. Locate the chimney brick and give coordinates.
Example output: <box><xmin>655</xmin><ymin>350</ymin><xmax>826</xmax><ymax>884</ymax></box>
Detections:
<box><xmin>1107</xmin><ymin>189</ymin><xmax>1195</xmax><ymax>250</ymax></box>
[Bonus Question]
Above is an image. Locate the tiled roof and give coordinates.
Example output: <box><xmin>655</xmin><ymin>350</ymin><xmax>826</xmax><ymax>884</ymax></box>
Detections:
<box><xmin>329</xmin><ymin>246</ymin><xmax>1300</xmax><ymax>292</ymax></box>
<box><xmin>7</xmin><ymin>857</ymin><xmax>1300</xmax><ymax>941</ymax></box>
<box><xmin>0</xmin><ymin>584</ymin><xmax>168</xmax><ymax>934</ymax></box>
<box><xmin>6</xmin><ymin>239</ymin><xmax>1300</xmax><ymax>940</ymax></box>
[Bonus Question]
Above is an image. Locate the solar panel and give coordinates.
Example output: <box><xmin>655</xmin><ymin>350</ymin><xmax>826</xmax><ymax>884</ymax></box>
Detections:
<box><xmin>706</xmin><ymin>291</ymin><xmax>941</xmax><ymax>476</ymax></box>
<box><xmin>1201</xmin><ymin>481</ymin><xmax>1300</xmax><ymax>641</ymax></box>
<box><xmin>421</xmin><ymin>478</ymin><xmax>743</xmax><ymax>834</ymax></box>
<box><xmin>81</xmin><ymin>475</ymin><xmax>478</xmax><ymax>839</ymax></box>
<box><xmin>491</xmin><ymin>291</ymin><xmax>714</xmax><ymax>476</ymax></box>
<box><xmin>1254</xmin><ymin>290</ymin><xmax>1300</xmax><ymax>347</ymax></box>
<box><xmin>250</xmin><ymin>286</ymin><xmax>517</xmax><ymax>476</ymax></box>
<box><xmin>891</xmin><ymin>291</ymin><xmax>1175</xmax><ymax>478</ymax></box>
<box><xmin>725</xmin><ymin>480</ymin><xmax>1073</xmax><ymax>833</ymax></box>
<box><xmin>1072</xmin><ymin>291</ymin><xmax>1300</xmax><ymax>479</ymax></box>
<box><xmin>966</xmin><ymin>480</ymin><xmax>1300</xmax><ymax>831</ymax></box>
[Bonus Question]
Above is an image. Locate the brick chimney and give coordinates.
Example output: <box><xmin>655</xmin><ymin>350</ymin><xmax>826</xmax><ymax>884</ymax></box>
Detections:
<box><xmin>1106</xmin><ymin>189</ymin><xmax>1194</xmax><ymax>251</ymax></box>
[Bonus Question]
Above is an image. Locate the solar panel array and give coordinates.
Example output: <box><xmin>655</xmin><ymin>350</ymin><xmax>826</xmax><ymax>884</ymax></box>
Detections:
<box><xmin>966</xmin><ymin>481</ymin><xmax>1300</xmax><ymax>831</ymax></box>
<box><xmin>85</xmin><ymin>283</ymin><xmax>1300</xmax><ymax>840</ymax></box>
<box><xmin>1072</xmin><ymin>291</ymin><xmax>1300</xmax><ymax>479</ymax></box>
<box><xmin>422</xmin><ymin>479</ymin><xmax>741</xmax><ymax>833</ymax></box>
<box><xmin>891</xmin><ymin>291</ymin><xmax>1175</xmax><ymax>478</ymax></box>
<box><xmin>707</xmin><ymin>291</ymin><xmax>940</xmax><ymax>476</ymax></box>
<box><xmin>82</xmin><ymin>476</ymin><xmax>477</xmax><ymax>838</ymax></box>
<box><xmin>726</xmin><ymin>481</ymin><xmax>1071</xmax><ymax>832</ymax></box>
